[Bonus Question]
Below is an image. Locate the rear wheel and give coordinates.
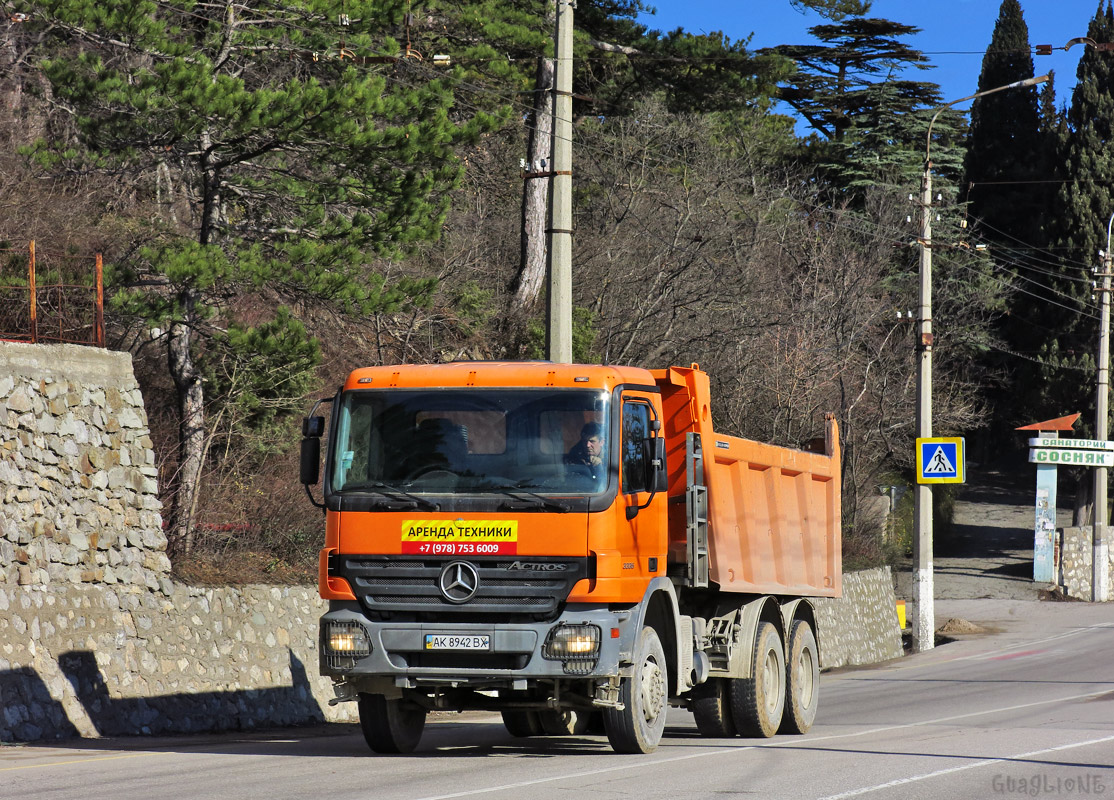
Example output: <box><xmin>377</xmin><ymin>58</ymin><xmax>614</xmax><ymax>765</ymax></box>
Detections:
<box><xmin>358</xmin><ymin>693</ymin><xmax>426</xmax><ymax>754</ymax></box>
<box><xmin>501</xmin><ymin>710</ymin><xmax>543</xmax><ymax>737</ymax></box>
<box><xmin>730</xmin><ymin>621</ymin><xmax>785</xmax><ymax>738</ymax></box>
<box><xmin>603</xmin><ymin>626</ymin><xmax>669</xmax><ymax>753</ymax></box>
<box><xmin>780</xmin><ymin>619</ymin><xmax>819</xmax><ymax>734</ymax></box>
<box><xmin>691</xmin><ymin>677</ymin><xmax>737</xmax><ymax>738</ymax></box>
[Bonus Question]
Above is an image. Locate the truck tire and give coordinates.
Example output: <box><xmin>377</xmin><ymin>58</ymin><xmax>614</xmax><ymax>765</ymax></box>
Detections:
<box><xmin>730</xmin><ymin>621</ymin><xmax>785</xmax><ymax>738</ymax></box>
<box><xmin>538</xmin><ymin>708</ymin><xmax>592</xmax><ymax>736</ymax></box>
<box><xmin>358</xmin><ymin>693</ymin><xmax>426</xmax><ymax>754</ymax></box>
<box><xmin>501</xmin><ymin>710</ymin><xmax>543</xmax><ymax>737</ymax></box>
<box><xmin>603</xmin><ymin>626</ymin><xmax>668</xmax><ymax>754</ymax></box>
<box><xmin>780</xmin><ymin>619</ymin><xmax>819</xmax><ymax>734</ymax></box>
<box><xmin>691</xmin><ymin>677</ymin><xmax>737</xmax><ymax>738</ymax></box>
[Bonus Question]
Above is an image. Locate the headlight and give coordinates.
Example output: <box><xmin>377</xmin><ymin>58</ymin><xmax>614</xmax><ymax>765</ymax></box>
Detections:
<box><xmin>543</xmin><ymin>624</ymin><xmax>601</xmax><ymax>659</ymax></box>
<box><xmin>324</xmin><ymin>621</ymin><xmax>370</xmax><ymax>657</ymax></box>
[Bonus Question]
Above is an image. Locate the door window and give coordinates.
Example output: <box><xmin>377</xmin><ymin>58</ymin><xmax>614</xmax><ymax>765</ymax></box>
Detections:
<box><xmin>622</xmin><ymin>401</ymin><xmax>650</xmax><ymax>494</ymax></box>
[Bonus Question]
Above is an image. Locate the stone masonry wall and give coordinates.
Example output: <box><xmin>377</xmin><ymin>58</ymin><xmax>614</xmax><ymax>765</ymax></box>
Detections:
<box><xmin>0</xmin><ymin>582</ymin><xmax>350</xmax><ymax>741</ymax></box>
<box><xmin>0</xmin><ymin>567</ymin><xmax>904</xmax><ymax>742</ymax></box>
<box><xmin>0</xmin><ymin>340</ymin><xmax>904</xmax><ymax>743</ymax></box>
<box><xmin>815</xmin><ymin>567</ymin><xmax>905</xmax><ymax>669</ymax></box>
<box><xmin>0</xmin><ymin>342</ymin><xmax>168</xmax><ymax>592</ymax></box>
<box><xmin>0</xmin><ymin>341</ymin><xmax>353</xmax><ymax>741</ymax></box>
<box><xmin>1058</xmin><ymin>526</ymin><xmax>1114</xmax><ymax>600</ymax></box>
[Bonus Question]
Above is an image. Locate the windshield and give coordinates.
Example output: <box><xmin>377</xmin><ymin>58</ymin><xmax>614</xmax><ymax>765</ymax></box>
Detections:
<box><xmin>330</xmin><ymin>389</ymin><xmax>609</xmax><ymax>495</ymax></box>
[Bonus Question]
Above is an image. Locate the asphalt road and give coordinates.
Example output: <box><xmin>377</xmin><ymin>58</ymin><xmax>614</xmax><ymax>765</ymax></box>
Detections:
<box><xmin>3</xmin><ymin>597</ymin><xmax>1112</xmax><ymax>800</ymax></box>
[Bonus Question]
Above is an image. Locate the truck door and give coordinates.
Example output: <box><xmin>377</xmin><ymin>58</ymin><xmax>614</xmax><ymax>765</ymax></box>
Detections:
<box><xmin>621</xmin><ymin>396</ymin><xmax>667</xmax><ymax>572</ymax></box>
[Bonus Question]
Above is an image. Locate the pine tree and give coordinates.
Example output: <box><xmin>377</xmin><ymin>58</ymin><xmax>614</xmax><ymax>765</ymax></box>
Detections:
<box><xmin>19</xmin><ymin>0</ymin><xmax>496</xmax><ymax>552</ymax></box>
<box><xmin>770</xmin><ymin>18</ymin><xmax>942</xmax><ymax>144</ymax></box>
<box><xmin>963</xmin><ymin>0</ymin><xmax>1043</xmax><ymax>248</ymax></box>
<box><xmin>790</xmin><ymin>0</ymin><xmax>873</xmax><ymax>21</ymax></box>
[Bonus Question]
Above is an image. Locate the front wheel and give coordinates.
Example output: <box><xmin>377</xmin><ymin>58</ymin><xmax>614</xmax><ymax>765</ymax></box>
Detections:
<box><xmin>780</xmin><ymin>619</ymin><xmax>819</xmax><ymax>734</ymax></box>
<box><xmin>358</xmin><ymin>693</ymin><xmax>426</xmax><ymax>754</ymax></box>
<box><xmin>603</xmin><ymin>626</ymin><xmax>669</xmax><ymax>753</ymax></box>
<box><xmin>730</xmin><ymin>621</ymin><xmax>785</xmax><ymax>738</ymax></box>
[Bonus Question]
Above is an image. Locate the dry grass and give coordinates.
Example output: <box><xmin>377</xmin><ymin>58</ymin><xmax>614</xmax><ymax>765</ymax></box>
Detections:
<box><xmin>171</xmin><ymin>550</ymin><xmax>315</xmax><ymax>587</ymax></box>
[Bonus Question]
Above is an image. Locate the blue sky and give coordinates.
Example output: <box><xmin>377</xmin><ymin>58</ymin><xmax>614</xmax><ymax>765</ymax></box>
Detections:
<box><xmin>636</xmin><ymin>0</ymin><xmax>1106</xmax><ymax>120</ymax></box>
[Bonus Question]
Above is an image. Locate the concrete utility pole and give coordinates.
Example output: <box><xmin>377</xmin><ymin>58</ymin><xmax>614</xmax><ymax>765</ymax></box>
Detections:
<box><xmin>913</xmin><ymin>146</ymin><xmax>934</xmax><ymax>653</ymax></box>
<box><xmin>1094</xmin><ymin>214</ymin><xmax>1114</xmax><ymax>603</ymax></box>
<box><xmin>913</xmin><ymin>74</ymin><xmax>1049</xmax><ymax>652</ymax></box>
<box><xmin>545</xmin><ymin>0</ymin><xmax>574</xmax><ymax>363</ymax></box>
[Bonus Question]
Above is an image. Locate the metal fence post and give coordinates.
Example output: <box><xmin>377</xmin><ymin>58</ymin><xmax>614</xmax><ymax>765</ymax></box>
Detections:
<box><xmin>95</xmin><ymin>253</ymin><xmax>105</xmax><ymax>347</ymax></box>
<box><xmin>28</xmin><ymin>240</ymin><xmax>37</xmax><ymax>343</ymax></box>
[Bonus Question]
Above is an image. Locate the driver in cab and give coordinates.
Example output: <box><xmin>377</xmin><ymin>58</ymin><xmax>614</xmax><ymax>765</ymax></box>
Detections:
<box><xmin>565</xmin><ymin>422</ymin><xmax>604</xmax><ymax>481</ymax></box>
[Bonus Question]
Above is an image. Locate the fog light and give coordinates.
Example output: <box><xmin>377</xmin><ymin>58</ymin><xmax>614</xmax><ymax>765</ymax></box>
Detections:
<box><xmin>325</xmin><ymin>621</ymin><xmax>370</xmax><ymax>656</ymax></box>
<box><xmin>543</xmin><ymin>624</ymin><xmax>600</xmax><ymax>660</ymax></box>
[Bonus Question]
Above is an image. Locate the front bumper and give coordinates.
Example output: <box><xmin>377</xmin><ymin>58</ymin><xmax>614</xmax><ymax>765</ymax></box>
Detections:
<box><xmin>320</xmin><ymin>603</ymin><xmax>637</xmax><ymax>688</ymax></box>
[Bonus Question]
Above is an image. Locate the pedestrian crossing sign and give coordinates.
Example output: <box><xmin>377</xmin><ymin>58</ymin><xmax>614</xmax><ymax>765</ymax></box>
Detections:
<box><xmin>916</xmin><ymin>437</ymin><xmax>965</xmax><ymax>484</ymax></box>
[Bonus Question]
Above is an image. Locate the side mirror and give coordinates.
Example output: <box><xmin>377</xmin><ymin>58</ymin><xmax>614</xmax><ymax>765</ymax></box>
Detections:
<box><xmin>300</xmin><ymin>437</ymin><xmax>321</xmax><ymax>485</ymax></box>
<box><xmin>303</xmin><ymin>416</ymin><xmax>325</xmax><ymax>437</ymax></box>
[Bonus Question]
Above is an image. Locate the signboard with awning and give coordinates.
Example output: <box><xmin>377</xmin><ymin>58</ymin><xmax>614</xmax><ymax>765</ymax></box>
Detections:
<box><xmin>1028</xmin><ymin>437</ymin><xmax>1114</xmax><ymax>452</ymax></box>
<box><xmin>1028</xmin><ymin>448</ymin><xmax>1114</xmax><ymax>467</ymax></box>
<box><xmin>1018</xmin><ymin>414</ymin><xmax>1081</xmax><ymax>584</ymax></box>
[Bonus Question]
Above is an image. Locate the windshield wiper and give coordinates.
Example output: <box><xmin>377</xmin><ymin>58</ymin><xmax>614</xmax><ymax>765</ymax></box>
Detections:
<box><xmin>366</xmin><ymin>482</ymin><xmax>440</xmax><ymax>511</ymax></box>
<box><xmin>489</xmin><ymin>483</ymin><xmax>571</xmax><ymax>513</ymax></box>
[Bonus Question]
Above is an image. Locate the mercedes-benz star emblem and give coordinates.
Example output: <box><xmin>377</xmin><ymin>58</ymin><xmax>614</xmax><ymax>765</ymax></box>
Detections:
<box><xmin>438</xmin><ymin>561</ymin><xmax>479</xmax><ymax>603</ymax></box>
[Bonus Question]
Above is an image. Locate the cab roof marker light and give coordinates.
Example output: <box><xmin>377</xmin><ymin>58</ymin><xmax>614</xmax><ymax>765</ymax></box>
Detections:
<box><xmin>357</xmin><ymin>377</ymin><xmax>373</xmax><ymax>384</ymax></box>
<box><xmin>574</xmin><ymin>377</ymin><xmax>590</xmax><ymax>382</ymax></box>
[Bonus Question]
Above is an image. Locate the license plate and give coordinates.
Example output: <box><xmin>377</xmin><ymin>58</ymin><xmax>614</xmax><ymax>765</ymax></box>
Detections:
<box><xmin>424</xmin><ymin>634</ymin><xmax>490</xmax><ymax>650</ymax></box>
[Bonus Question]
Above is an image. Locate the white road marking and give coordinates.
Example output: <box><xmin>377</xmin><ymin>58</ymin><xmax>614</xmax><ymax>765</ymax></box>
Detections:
<box><xmin>815</xmin><ymin>733</ymin><xmax>1114</xmax><ymax>800</ymax></box>
<box><xmin>412</xmin><ymin>686</ymin><xmax>1114</xmax><ymax>800</ymax></box>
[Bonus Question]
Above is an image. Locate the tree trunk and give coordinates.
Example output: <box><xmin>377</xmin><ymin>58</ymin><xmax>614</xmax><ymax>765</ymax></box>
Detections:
<box><xmin>0</xmin><ymin>18</ymin><xmax>23</xmax><ymax>140</ymax></box>
<box><xmin>510</xmin><ymin>54</ymin><xmax>555</xmax><ymax>315</ymax></box>
<box><xmin>167</xmin><ymin>291</ymin><xmax>205</xmax><ymax>555</ymax></box>
<box><xmin>1074</xmin><ymin>473</ymin><xmax>1093</xmax><ymax>528</ymax></box>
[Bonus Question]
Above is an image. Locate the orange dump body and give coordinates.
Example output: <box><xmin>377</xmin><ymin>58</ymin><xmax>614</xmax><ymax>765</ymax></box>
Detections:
<box><xmin>653</xmin><ymin>366</ymin><xmax>842</xmax><ymax>598</ymax></box>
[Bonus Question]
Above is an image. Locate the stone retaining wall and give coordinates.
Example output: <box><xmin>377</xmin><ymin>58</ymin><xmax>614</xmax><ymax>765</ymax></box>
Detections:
<box><xmin>0</xmin><ymin>340</ymin><xmax>906</xmax><ymax>743</ymax></box>
<box><xmin>1</xmin><ymin>568</ymin><xmax>903</xmax><ymax>742</ymax></box>
<box><xmin>1058</xmin><ymin>526</ymin><xmax>1114</xmax><ymax>600</ymax></box>
<box><xmin>0</xmin><ymin>342</ymin><xmax>168</xmax><ymax>592</ymax></box>
<box><xmin>0</xmin><ymin>582</ymin><xmax>350</xmax><ymax>741</ymax></box>
<box><xmin>815</xmin><ymin>567</ymin><xmax>905</xmax><ymax>669</ymax></box>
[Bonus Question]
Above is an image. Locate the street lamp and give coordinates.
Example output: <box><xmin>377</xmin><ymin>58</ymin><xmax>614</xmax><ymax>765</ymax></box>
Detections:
<box><xmin>912</xmin><ymin>74</ymin><xmax>1050</xmax><ymax>653</ymax></box>
<box><xmin>1094</xmin><ymin>214</ymin><xmax>1114</xmax><ymax>603</ymax></box>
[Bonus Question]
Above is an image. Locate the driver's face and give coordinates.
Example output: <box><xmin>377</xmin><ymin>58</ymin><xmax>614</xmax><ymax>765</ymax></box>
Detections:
<box><xmin>585</xmin><ymin>436</ymin><xmax>602</xmax><ymax>458</ymax></box>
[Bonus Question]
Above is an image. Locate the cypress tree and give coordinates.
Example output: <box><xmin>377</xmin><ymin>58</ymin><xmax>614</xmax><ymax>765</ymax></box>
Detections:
<box><xmin>1053</xmin><ymin>1</ymin><xmax>1114</xmax><ymax>282</ymax></box>
<box><xmin>963</xmin><ymin>0</ymin><xmax>1043</xmax><ymax>248</ymax></box>
<box><xmin>1021</xmin><ymin>1</ymin><xmax>1114</xmax><ymax>429</ymax></box>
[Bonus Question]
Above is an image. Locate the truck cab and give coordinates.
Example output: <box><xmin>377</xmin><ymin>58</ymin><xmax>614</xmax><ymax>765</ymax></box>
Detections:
<box><xmin>303</xmin><ymin>362</ymin><xmax>674</xmax><ymax>752</ymax></box>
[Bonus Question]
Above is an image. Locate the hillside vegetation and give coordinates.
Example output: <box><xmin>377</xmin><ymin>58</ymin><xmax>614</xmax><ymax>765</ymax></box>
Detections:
<box><xmin>3</xmin><ymin>0</ymin><xmax>1112</xmax><ymax>580</ymax></box>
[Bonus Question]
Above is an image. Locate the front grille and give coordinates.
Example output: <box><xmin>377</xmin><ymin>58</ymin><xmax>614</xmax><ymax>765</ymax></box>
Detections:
<box><xmin>335</xmin><ymin>555</ymin><xmax>587</xmax><ymax>622</ymax></box>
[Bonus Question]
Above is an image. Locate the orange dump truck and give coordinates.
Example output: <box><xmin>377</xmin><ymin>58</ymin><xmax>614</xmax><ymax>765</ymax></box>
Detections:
<box><xmin>300</xmin><ymin>362</ymin><xmax>841</xmax><ymax>754</ymax></box>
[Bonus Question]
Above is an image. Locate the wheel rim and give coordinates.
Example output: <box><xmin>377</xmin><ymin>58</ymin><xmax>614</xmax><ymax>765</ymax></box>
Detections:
<box><xmin>797</xmin><ymin>646</ymin><xmax>816</xmax><ymax>709</ymax></box>
<box><xmin>639</xmin><ymin>656</ymin><xmax>666</xmax><ymax>723</ymax></box>
<box><xmin>762</xmin><ymin>647</ymin><xmax>781</xmax><ymax>718</ymax></box>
